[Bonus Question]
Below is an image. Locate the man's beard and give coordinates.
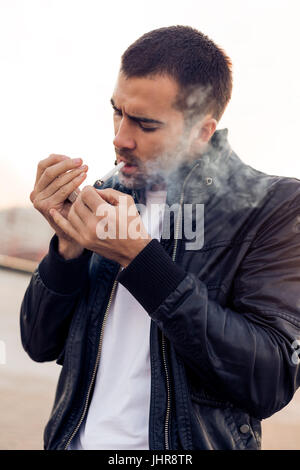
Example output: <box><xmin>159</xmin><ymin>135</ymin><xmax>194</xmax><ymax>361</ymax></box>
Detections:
<box><xmin>118</xmin><ymin>164</ymin><xmax>166</xmax><ymax>190</ymax></box>
<box><xmin>116</xmin><ymin>139</ymin><xmax>191</xmax><ymax>190</ymax></box>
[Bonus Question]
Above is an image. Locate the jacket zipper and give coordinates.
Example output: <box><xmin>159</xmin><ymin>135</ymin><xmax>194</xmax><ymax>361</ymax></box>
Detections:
<box><xmin>65</xmin><ymin>190</ymin><xmax>139</xmax><ymax>449</ymax></box>
<box><xmin>134</xmin><ymin>186</ymin><xmax>172</xmax><ymax>450</ymax></box>
<box><xmin>64</xmin><ymin>166</ymin><xmax>199</xmax><ymax>450</ymax></box>
<box><xmin>64</xmin><ymin>272</ymin><xmax>120</xmax><ymax>450</ymax></box>
<box><xmin>161</xmin><ymin>191</ymin><xmax>183</xmax><ymax>450</ymax></box>
<box><xmin>161</xmin><ymin>162</ymin><xmax>200</xmax><ymax>450</ymax></box>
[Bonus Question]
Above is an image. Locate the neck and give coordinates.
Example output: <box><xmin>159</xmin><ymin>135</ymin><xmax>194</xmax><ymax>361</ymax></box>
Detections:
<box><xmin>148</xmin><ymin>182</ymin><xmax>167</xmax><ymax>191</ymax></box>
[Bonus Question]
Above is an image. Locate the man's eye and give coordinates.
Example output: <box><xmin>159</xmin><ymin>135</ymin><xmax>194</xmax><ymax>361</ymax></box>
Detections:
<box><xmin>140</xmin><ymin>126</ymin><xmax>158</xmax><ymax>133</ymax></box>
<box><xmin>113</xmin><ymin>108</ymin><xmax>122</xmax><ymax>116</ymax></box>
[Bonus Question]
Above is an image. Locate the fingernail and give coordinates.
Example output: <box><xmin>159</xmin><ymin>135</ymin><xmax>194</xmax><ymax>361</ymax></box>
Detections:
<box><xmin>72</xmin><ymin>158</ymin><xmax>82</xmax><ymax>165</ymax></box>
<box><xmin>79</xmin><ymin>164</ymin><xmax>88</xmax><ymax>170</ymax></box>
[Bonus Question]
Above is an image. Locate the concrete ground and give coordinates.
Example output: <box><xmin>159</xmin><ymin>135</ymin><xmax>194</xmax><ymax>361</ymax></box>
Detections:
<box><xmin>1</xmin><ymin>267</ymin><xmax>300</xmax><ymax>450</ymax></box>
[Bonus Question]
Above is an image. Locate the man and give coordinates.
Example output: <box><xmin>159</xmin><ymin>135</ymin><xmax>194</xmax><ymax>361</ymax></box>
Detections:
<box><xmin>20</xmin><ymin>26</ymin><xmax>300</xmax><ymax>450</ymax></box>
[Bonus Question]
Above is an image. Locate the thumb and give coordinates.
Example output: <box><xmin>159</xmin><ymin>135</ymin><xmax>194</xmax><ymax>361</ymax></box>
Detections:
<box><xmin>95</xmin><ymin>188</ymin><xmax>120</xmax><ymax>206</ymax></box>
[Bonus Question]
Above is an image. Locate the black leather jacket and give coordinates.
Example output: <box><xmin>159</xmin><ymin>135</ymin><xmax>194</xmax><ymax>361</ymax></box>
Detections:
<box><xmin>20</xmin><ymin>130</ymin><xmax>300</xmax><ymax>450</ymax></box>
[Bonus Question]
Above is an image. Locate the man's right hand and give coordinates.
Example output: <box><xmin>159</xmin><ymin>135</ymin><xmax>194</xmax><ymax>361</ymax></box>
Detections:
<box><xmin>30</xmin><ymin>154</ymin><xmax>89</xmax><ymax>259</ymax></box>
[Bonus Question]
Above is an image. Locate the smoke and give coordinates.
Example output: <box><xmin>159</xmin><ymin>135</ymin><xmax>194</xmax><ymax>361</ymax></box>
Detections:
<box><xmin>116</xmin><ymin>84</ymin><xmax>213</xmax><ymax>190</ymax></box>
<box><xmin>114</xmin><ymin>82</ymin><xmax>273</xmax><ymax>245</ymax></box>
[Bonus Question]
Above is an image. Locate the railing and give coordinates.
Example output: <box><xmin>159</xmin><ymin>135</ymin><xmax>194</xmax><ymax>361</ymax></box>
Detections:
<box><xmin>0</xmin><ymin>254</ymin><xmax>37</xmax><ymax>274</ymax></box>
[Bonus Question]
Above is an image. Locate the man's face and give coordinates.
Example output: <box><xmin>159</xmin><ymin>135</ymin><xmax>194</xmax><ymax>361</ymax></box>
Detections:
<box><xmin>111</xmin><ymin>71</ymin><xmax>189</xmax><ymax>189</ymax></box>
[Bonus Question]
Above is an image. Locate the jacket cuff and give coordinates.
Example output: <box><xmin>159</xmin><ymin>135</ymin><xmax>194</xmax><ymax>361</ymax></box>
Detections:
<box><xmin>117</xmin><ymin>239</ymin><xmax>186</xmax><ymax>314</ymax></box>
<box><xmin>38</xmin><ymin>235</ymin><xmax>92</xmax><ymax>294</ymax></box>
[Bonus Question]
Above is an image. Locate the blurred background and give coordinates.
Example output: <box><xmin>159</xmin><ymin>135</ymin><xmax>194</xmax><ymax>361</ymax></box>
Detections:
<box><xmin>0</xmin><ymin>0</ymin><xmax>300</xmax><ymax>449</ymax></box>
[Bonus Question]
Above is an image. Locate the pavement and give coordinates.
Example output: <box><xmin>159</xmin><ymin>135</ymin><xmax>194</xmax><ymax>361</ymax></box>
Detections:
<box><xmin>1</xmin><ymin>267</ymin><xmax>299</xmax><ymax>450</ymax></box>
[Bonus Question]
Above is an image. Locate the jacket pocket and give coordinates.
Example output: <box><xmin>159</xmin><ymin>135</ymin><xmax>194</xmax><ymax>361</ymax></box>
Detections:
<box><xmin>223</xmin><ymin>406</ymin><xmax>261</xmax><ymax>450</ymax></box>
<box><xmin>190</xmin><ymin>391</ymin><xmax>261</xmax><ymax>450</ymax></box>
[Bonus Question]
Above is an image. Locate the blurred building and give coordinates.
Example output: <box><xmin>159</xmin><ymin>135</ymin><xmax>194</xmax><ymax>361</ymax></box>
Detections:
<box><xmin>0</xmin><ymin>207</ymin><xmax>53</xmax><ymax>262</ymax></box>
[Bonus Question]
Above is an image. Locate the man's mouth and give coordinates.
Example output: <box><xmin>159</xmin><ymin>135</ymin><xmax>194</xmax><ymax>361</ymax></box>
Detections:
<box><xmin>122</xmin><ymin>163</ymin><xmax>138</xmax><ymax>175</ymax></box>
<box><xmin>117</xmin><ymin>158</ymin><xmax>139</xmax><ymax>175</ymax></box>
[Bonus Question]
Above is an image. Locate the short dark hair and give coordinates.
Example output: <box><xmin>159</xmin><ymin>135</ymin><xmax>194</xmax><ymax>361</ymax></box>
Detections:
<box><xmin>121</xmin><ymin>25</ymin><xmax>232</xmax><ymax>123</ymax></box>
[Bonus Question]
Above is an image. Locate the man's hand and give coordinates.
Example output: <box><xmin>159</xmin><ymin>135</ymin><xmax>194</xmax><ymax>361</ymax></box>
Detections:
<box><xmin>30</xmin><ymin>154</ymin><xmax>88</xmax><ymax>259</ymax></box>
<box><xmin>49</xmin><ymin>186</ymin><xmax>152</xmax><ymax>267</ymax></box>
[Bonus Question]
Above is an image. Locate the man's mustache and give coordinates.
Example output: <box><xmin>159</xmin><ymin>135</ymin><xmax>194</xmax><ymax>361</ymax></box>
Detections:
<box><xmin>115</xmin><ymin>149</ymin><xmax>140</xmax><ymax>166</ymax></box>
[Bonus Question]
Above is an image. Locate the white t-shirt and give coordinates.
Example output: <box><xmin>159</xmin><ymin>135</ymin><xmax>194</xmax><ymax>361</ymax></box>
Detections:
<box><xmin>69</xmin><ymin>189</ymin><xmax>167</xmax><ymax>450</ymax></box>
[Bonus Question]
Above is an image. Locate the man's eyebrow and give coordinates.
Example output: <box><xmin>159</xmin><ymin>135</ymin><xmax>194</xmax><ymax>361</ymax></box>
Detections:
<box><xmin>110</xmin><ymin>98</ymin><xmax>165</xmax><ymax>125</ymax></box>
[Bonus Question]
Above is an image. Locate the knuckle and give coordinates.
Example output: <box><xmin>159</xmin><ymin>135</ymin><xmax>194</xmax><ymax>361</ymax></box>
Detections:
<box><xmin>32</xmin><ymin>198</ymin><xmax>39</xmax><ymax>210</ymax></box>
<box><xmin>59</xmin><ymin>186</ymin><xmax>69</xmax><ymax>198</ymax></box>
<box><xmin>44</xmin><ymin>167</ymin><xmax>51</xmax><ymax>178</ymax></box>
<box><xmin>49</xmin><ymin>154</ymin><xmax>67</xmax><ymax>166</ymax></box>
<box><xmin>49</xmin><ymin>154</ymin><xmax>60</xmax><ymax>162</ymax></box>
<box><xmin>33</xmin><ymin>197</ymin><xmax>44</xmax><ymax>211</ymax></box>
<box><xmin>29</xmin><ymin>190</ymin><xmax>35</xmax><ymax>203</ymax></box>
<box><xmin>82</xmin><ymin>185</ymin><xmax>91</xmax><ymax>193</ymax></box>
<box><xmin>81</xmin><ymin>186</ymin><xmax>90</xmax><ymax>198</ymax></box>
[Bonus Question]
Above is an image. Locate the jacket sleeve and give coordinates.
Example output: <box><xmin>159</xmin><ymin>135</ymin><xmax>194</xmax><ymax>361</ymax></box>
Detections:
<box><xmin>118</xmin><ymin>191</ymin><xmax>300</xmax><ymax>419</ymax></box>
<box><xmin>20</xmin><ymin>235</ymin><xmax>92</xmax><ymax>362</ymax></box>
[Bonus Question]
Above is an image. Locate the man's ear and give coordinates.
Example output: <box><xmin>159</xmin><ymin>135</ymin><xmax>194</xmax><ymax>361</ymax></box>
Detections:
<box><xmin>188</xmin><ymin>116</ymin><xmax>217</xmax><ymax>155</ymax></box>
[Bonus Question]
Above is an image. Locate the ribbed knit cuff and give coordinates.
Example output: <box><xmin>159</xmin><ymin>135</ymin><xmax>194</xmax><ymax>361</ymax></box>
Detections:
<box><xmin>117</xmin><ymin>239</ymin><xmax>186</xmax><ymax>314</ymax></box>
<box><xmin>38</xmin><ymin>235</ymin><xmax>92</xmax><ymax>295</ymax></box>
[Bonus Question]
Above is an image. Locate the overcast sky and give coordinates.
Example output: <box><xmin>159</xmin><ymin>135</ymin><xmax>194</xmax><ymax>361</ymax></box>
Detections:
<box><xmin>0</xmin><ymin>0</ymin><xmax>299</xmax><ymax>209</ymax></box>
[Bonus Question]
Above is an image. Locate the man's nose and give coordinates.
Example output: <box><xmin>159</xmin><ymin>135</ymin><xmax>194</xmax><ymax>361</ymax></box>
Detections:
<box><xmin>113</xmin><ymin>118</ymin><xmax>136</xmax><ymax>150</ymax></box>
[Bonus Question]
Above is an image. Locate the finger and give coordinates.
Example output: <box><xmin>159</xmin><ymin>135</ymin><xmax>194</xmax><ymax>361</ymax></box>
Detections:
<box><xmin>68</xmin><ymin>203</ymin><xmax>89</xmax><ymax>233</ymax></box>
<box><xmin>49</xmin><ymin>208</ymin><xmax>81</xmax><ymax>243</ymax></box>
<box><xmin>39</xmin><ymin>165</ymin><xmax>88</xmax><ymax>200</ymax></box>
<box><xmin>49</xmin><ymin>172</ymin><xmax>88</xmax><ymax>205</ymax></box>
<box><xmin>71</xmin><ymin>195</ymin><xmax>94</xmax><ymax>225</ymax></box>
<box><xmin>35</xmin><ymin>154</ymin><xmax>70</xmax><ymax>187</ymax></box>
<box><xmin>95</xmin><ymin>188</ymin><xmax>128</xmax><ymax>206</ymax></box>
<box><xmin>80</xmin><ymin>186</ymin><xmax>107</xmax><ymax>213</ymax></box>
<box><xmin>36</xmin><ymin>157</ymin><xmax>84</xmax><ymax>193</ymax></box>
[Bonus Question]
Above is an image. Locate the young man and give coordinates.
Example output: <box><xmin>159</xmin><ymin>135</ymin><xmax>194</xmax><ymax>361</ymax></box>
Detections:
<box><xmin>21</xmin><ymin>26</ymin><xmax>300</xmax><ymax>450</ymax></box>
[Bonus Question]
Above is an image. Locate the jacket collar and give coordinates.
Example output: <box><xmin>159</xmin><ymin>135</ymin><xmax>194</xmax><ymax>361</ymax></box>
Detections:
<box><xmin>95</xmin><ymin>129</ymin><xmax>232</xmax><ymax>206</ymax></box>
<box><xmin>164</xmin><ymin>128</ymin><xmax>232</xmax><ymax>206</ymax></box>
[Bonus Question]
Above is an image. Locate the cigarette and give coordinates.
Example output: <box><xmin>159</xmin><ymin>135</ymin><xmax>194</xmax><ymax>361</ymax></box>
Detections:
<box><xmin>67</xmin><ymin>161</ymin><xmax>125</xmax><ymax>203</ymax></box>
